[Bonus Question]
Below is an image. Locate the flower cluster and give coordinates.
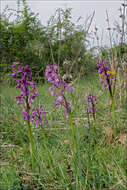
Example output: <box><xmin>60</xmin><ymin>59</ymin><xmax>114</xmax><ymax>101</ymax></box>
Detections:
<box><xmin>31</xmin><ymin>105</ymin><xmax>49</xmax><ymax>128</ymax></box>
<box><xmin>11</xmin><ymin>62</ymin><xmax>38</xmax><ymax>120</ymax></box>
<box><xmin>45</xmin><ymin>62</ymin><xmax>73</xmax><ymax>118</ymax></box>
<box><xmin>86</xmin><ymin>94</ymin><xmax>99</xmax><ymax>118</ymax></box>
<box><xmin>96</xmin><ymin>59</ymin><xmax>115</xmax><ymax>92</ymax></box>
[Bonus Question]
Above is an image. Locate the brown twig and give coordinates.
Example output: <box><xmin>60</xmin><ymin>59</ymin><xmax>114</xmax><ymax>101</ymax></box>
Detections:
<box><xmin>106</xmin><ymin>10</ymin><xmax>114</xmax><ymax>70</ymax></box>
<box><xmin>69</xmin><ymin>11</ymin><xmax>95</xmax><ymax>73</ymax></box>
<box><xmin>57</xmin><ymin>8</ymin><xmax>62</xmax><ymax>70</ymax></box>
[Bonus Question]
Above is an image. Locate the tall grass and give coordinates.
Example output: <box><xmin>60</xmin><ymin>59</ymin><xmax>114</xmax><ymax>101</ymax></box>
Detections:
<box><xmin>0</xmin><ymin>74</ymin><xmax>127</xmax><ymax>190</ymax></box>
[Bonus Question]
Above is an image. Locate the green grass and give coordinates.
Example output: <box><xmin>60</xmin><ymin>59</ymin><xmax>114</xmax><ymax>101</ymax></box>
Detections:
<box><xmin>0</xmin><ymin>74</ymin><xmax>127</xmax><ymax>190</ymax></box>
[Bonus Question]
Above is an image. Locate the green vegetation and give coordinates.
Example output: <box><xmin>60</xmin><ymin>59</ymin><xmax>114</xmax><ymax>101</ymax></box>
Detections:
<box><xmin>0</xmin><ymin>74</ymin><xmax>127</xmax><ymax>189</ymax></box>
<box><xmin>0</xmin><ymin>0</ymin><xmax>127</xmax><ymax>189</ymax></box>
<box><xmin>0</xmin><ymin>2</ymin><xmax>96</xmax><ymax>83</ymax></box>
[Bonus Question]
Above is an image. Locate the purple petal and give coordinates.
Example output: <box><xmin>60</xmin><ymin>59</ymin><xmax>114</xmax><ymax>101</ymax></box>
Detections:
<box><xmin>17</xmin><ymin>100</ymin><xmax>22</xmax><ymax>105</ymax></box>
<box><xmin>12</xmin><ymin>73</ymin><xmax>16</xmax><ymax>78</ymax></box>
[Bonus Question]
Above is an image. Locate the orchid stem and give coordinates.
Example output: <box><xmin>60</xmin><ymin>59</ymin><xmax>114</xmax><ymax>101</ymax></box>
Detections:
<box><xmin>111</xmin><ymin>96</ymin><xmax>117</xmax><ymax>136</ymax></box>
<box><xmin>68</xmin><ymin>113</ymin><xmax>78</xmax><ymax>153</ymax></box>
<box><xmin>27</xmin><ymin>119</ymin><xmax>35</xmax><ymax>169</ymax></box>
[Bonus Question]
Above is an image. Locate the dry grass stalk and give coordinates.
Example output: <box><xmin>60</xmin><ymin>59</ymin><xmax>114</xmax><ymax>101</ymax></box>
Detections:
<box><xmin>123</xmin><ymin>56</ymin><xmax>127</xmax><ymax>100</ymax></box>
<box><xmin>118</xmin><ymin>67</ymin><xmax>123</xmax><ymax>106</ymax></box>
<box><xmin>106</xmin><ymin>10</ymin><xmax>115</xmax><ymax>70</ymax></box>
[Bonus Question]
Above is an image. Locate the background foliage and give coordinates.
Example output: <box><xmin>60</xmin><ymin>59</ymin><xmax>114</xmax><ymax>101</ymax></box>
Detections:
<box><xmin>0</xmin><ymin>1</ymin><xmax>97</xmax><ymax>83</ymax></box>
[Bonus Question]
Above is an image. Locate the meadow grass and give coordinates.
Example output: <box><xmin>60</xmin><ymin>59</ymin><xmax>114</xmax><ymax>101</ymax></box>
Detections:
<box><xmin>0</xmin><ymin>74</ymin><xmax>127</xmax><ymax>190</ymax></box>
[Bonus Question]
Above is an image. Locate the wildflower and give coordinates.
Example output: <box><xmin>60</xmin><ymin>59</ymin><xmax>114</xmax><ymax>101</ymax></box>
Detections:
<box><xmin>31</xmin><ymin>106</ymin><xmax>49</xmax><ymax>128</ymax></box>
<box><xmin>11</xmin><ymin>62</ymin><xmax>20</xmax><ymax>68</ymax></box>
<box><xmin>17</xmin><ymin>100</ymin><xmax>22</xmax><ymax>105</ymax></box>
<box><xmin>11</xmin><ymin>62</ymin><xmax>38</xmax><ymax>120</ymax></box>
<box><xmin>86</xmin><ymin>94</ymin><xmax>99</xmax><ymax>119</ymax></box>
<box><xmin>106</xmin><ymin>70</ymin><xmax>116</xmax><ymax>76</ymax></box>
<box><xmin>12</xmin><ymin>73</ymin><xmax>16</xmax><ymax>78</ymax></box>
<box><xmin>96</xmin><ymin>59</ymin><xmax>114</xmax><ymax>97</ymax></box>
<box><xmin>45</xmin><ymin>62</ymin><xmax>73</xmax><ymax>118</ymax></box>
<box><xmin>11</xmin><ymin>62</ymin><xmax>43</xmax><ymax>166</ymax></box>
<box><xmin>23</xmin><ymin>109</ymin><xmax>30</xmax><ymax>120</ymax></box>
